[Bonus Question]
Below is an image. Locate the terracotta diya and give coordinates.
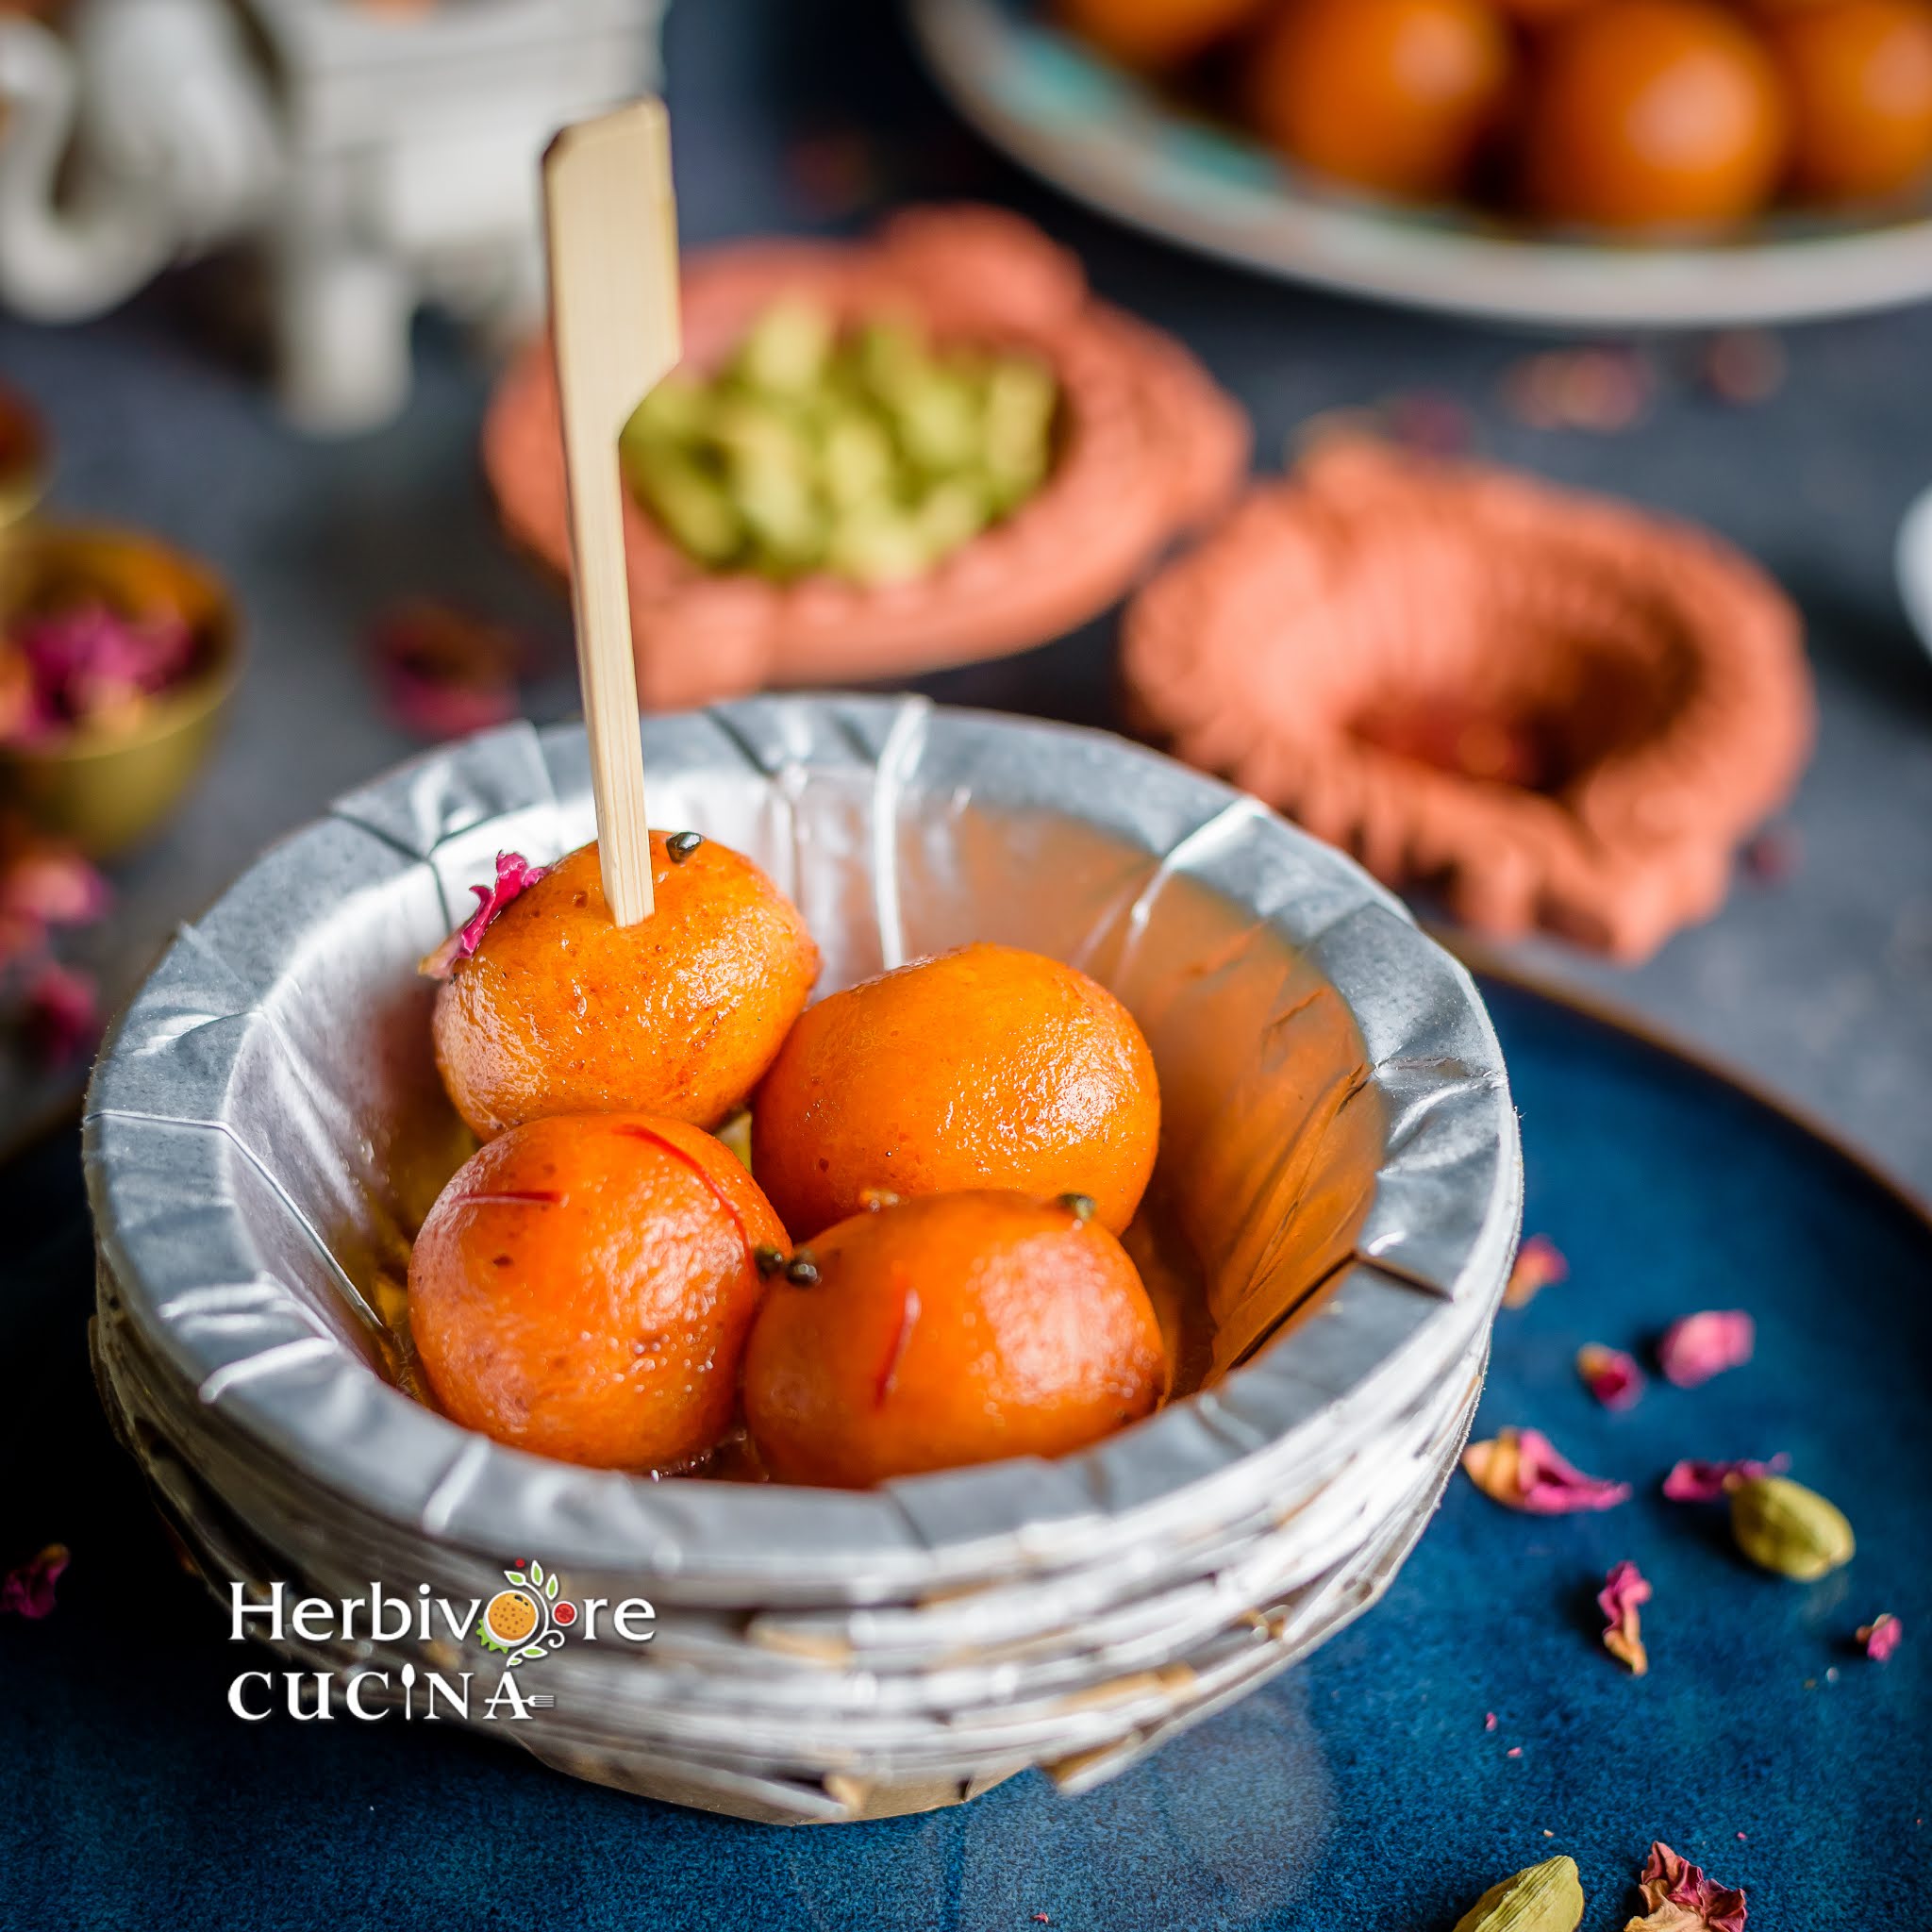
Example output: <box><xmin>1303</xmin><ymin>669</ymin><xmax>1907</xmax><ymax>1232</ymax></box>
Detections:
<box><xmin>1122</xmin><ymin>437</ymin><xmax>1812</xmax><ymax>961</ymax></box>
<box><xmin>483</xmin><ymin>204</ymin><xmax>1249</xmax><ymax>707</ymax></box>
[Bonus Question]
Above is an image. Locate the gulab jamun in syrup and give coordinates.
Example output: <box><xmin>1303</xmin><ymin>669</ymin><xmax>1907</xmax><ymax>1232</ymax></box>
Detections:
<box><xmin>408</xmin><ymin>1111</ymin><xmax>789</xmax><ymax>1471</ymax></box>
<box><xmin>750</xmin><ymin>941</ymin><xmax>1160</xmax><ymax>1240</ymax></box>
<box><xmin>429</xmin><ymin>833</ymin><xmax>819</xmax><ymax>1140</ymax></box>
<box><xmin>742</xmin><ymin>1190</ymin><xmax>1168</xmax><ymax>1489</ymax></box>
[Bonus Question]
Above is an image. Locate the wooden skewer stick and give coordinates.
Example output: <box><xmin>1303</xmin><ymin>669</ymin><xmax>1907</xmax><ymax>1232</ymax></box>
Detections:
<box><xmin>542</xmin><ymin>99</ymin><xmax>682</xmax><ymax>926</ymax></box>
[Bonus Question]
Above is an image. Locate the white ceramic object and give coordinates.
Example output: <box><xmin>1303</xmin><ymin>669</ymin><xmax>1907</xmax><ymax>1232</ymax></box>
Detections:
<box><xmin>0</xmin><ymin>0</ymin><xmax>664</xmax><ymax>432</ymax></box>
<box><xmin>911</xmin><ymin>0</ymin><xmax>1932</xmax><ymax>330</ymax></box>
<box><xmin>1899</xmin><ymin>484</ymin><xmax>1932</xmax><ymax>659</ymax></box>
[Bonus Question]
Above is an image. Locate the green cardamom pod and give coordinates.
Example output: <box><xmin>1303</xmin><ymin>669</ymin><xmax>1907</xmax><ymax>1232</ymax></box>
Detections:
<box><xmin>1728</xmin><ymin>1474</ymin><xmax>1855</xmax><ymax>1580</ymax></box>
<box><xmin>1453</xmin><ymin>1855</ymin><xmax>1585</xmax><ymax>1932</ymax></box>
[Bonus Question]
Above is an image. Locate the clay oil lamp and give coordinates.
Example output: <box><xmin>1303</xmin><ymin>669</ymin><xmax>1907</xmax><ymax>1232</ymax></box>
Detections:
<box><xmin>484</xmin><ymin>204</ymin><xmax>1250</xmax><ymax>707</ymax></box>
<box><xmin>1123</xmin><ymin>436</ymin><xmax>1811</xmax><ymax>960</ymax></box>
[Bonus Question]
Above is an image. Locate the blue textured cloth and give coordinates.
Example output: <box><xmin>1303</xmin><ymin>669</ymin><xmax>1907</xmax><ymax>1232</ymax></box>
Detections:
<box><xmin>4</xmin><ymin>978</ymin><xmax>1924</xmax><ymax>1928</ymax></box>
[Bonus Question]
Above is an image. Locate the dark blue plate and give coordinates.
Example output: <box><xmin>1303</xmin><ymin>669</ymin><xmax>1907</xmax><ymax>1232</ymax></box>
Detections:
<box><xmin>2</xmin><ymin>976</ymin><xmax>1924</xmax><ymax>1929</ymax></box>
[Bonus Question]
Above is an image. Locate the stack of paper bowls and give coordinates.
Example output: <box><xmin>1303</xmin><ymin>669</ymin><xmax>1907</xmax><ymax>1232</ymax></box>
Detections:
<box><xmin>86</xmin><ymin>696</ymin><xmax>1520</xmax><ymax>1825</ymax></box>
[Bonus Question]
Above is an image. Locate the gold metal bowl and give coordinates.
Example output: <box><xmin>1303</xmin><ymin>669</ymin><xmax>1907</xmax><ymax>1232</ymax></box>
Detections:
<box><xmin>0</xmin><ymin>525</ymin><xmax>242</xmax><ymax>857</ymax></box>
<box><xmin>0</xmin><ymin>383</ymin><xmax>48</xmax><ymax>533</ymax></box>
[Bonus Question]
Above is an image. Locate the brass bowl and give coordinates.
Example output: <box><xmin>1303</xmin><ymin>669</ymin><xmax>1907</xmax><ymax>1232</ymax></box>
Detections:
<box><xmin>0</xmin><ymin>525</ymin><xmax>242</xmax><ymax>858</ymax></box>
<box><xmin>0</xmin><ymin>383</ymin><xmax>49</xmax><ymax>532</ymax></box>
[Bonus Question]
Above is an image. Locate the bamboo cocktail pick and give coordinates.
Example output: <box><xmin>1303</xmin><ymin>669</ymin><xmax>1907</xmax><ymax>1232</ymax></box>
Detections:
<box><xmin>543</xmin><ymin>99</ymin><xmax>682</xmax><ymax>926</ymax></box>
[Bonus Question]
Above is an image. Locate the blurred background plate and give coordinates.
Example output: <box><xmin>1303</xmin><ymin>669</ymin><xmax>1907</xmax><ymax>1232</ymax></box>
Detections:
<box><xmin>910</xmin><ymin>0</ymin><xmax>1932</xmax><ymax>328</ymax></box>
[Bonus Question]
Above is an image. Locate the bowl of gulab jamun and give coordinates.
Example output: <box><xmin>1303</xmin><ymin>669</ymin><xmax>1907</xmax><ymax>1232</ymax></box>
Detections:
<box><xmin>913</xmin><ymin>0</ymin><xmax>1932</xmax><ymax>325</ymax></box>
<box><xmin>86</xmin><ymin>697</ymin><xmax>1518</xmax><ymax>1823</ymax></box>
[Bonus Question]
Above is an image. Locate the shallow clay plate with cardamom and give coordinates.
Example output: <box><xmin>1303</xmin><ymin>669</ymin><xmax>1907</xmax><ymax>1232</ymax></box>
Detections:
<box><xmin>482</xmin><ymin>205</ymin><xmax>1250</xmax><ymax>708</ymax></box>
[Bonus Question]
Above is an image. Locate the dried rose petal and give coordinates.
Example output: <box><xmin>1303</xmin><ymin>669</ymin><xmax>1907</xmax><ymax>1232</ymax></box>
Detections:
<box><xmin>1657</xmin><ymin>1310</ymin><xmax>1755</xmax><ymax>1388</ymax></box>
<box><xmin>1462</xmin><ymin>1427</ymin><xmax>1631</xmax><ymax>1514</ymax></box>
<box><xmin>368</xmin><ymin>600</ymin><xmax>523</xmax><ymax>743</ymax></box>
<box><xmin>8</xmin><ymin>602</ymin><xmax>197</xmax><ymax>739</ymax></box>
<box><xmin>0</xmin><ymin>832</ymin><xmax>110</xmax><ymax>929</ymax></box>
<box><xmin>1504</xmin><ymin>1234</ymin><xmax>1568</xmax><ymax>1309</ymax></box>
<box><xmin>20</xmin><ymin>959</ymin><xmax>99</xmax><ymax>1065</ymax></box>
<box><xmin>1599</xmin><ymin>1558</ymin><xmax>1651</xmax><ymax>1675</ymax></box>
<box><xmin>419</xmin><ymin>851</ymin><xmax>550</xmax><ymax>979</ymax></box>
<box><xmin>786</xmin><ymin>128</ymin><xmax>882</xmax><ymax>219</ymax></box>
<box><xmin>1381</xmin><ymin>390</ymin><xmax>1472</xmax><ymax>457</ymax></box>
<box><xmin>1741</xmin><ymin>826</ymin><xmax>1799</xmax><ymax>884</ymax></box>
<box><xmin>0</xmin><ymin>1542</ymin><xmax>69</xmax><ymax>1618</ymax></box>
<box><xmin>1660</xmin><ymin>1455</ymin><xmax>1789</xmax><ymax>1504</ymax></box>
<box><xmin>1702</xmin><ymin>329</ymin><xmax>1787</xmax><ymax>408</ymax></box>
<box><xmin>1627</xmin><ymin>1840</ymin><xmax>1746</xmax><ymax>1932</ymax></box>
<box><xmin>1857</xmin><ymin>1613</ymin><xmax>1903</xmax><ymax>1662</ymax></box>
<box><xmin>1577</xmin><ymin>1342</ymin><xmax>1645</xmax><ymax>1410</ymax></box>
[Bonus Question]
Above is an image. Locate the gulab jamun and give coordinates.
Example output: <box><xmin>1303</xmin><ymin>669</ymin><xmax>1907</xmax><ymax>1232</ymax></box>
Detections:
<box><xmin>408</xmin><ymin>1112</ymin><xmax>789</xmax><ymax>1470</ymax></box>
<box><xmin>432</xmin><ymin>833</ymin><xmax>819</xmax><ymax>1140</ymax></box>
<box><xmin>750</xmin><ymin>941</ymin><xmax>1160</xmax><ymax>1240</ymax></box>
<box><xmin>1767</xmin><ymin>0</ymin><xmax>1932</xmax><ymax>203</ymax></box>
<box><xmin>1521</xmin><ymin>0</ymin><xmax>1790</xmax><ymax>228</ymax></box>
<box><xmin>742</xmin><ymin>1191</ymin><xmax>1168</xmax><ymax>1488</ymax></box>
<box><xmin>1246</xmin><ymin>0</ymin><xmax>1516</xmax><ymax>203</ymax></box>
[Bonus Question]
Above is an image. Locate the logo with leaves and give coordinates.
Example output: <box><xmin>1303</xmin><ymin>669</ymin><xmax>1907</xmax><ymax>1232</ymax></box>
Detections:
<box><xmin>477</xmin><ymin>1558</ymin><xmax>577</xmax><ymax>1668</ymax></box>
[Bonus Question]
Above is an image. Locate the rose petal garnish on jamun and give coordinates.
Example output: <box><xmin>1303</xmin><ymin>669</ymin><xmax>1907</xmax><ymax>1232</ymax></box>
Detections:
<box><xmin>1503</xmin><ymin>1234</ymin><xmax>1567</xmax><ymax>1310</ymax></box>
<box><xmin>1598</xmin><ymin>1559</ymin><xmax>1651</xmax><ymax>1676</ymax></box>
<box><xmin>1628</xmin><ymin>1840</ymin><xmax>1746</xmax><ymax>1932</ymax></box>
<box><xmin>418</xmin><ymin>851</ymin><xmax>550</xmax><ymax>979</ymax></box>
<box><xmin>1657</xmin><ymin>1309</ymin><xmax>1755</xmax><ymax>1388</ymax></box>
<box><xmin>1577</xmin><ymin>1343</ymin><xmax>1645</xmax><ymax>1411</ymax></box>
<box><xmin>1857</xmin><ymin>1613</ymin><xmax>1903</xmax><ymax>1662</ymax></box>
<box><xmin>1461</xmin><ymin>1427</ymin><xmax>1631</xmax><ymax>1514</ymax></box>
<box><xmin>0</xmin><ymin>1542</ymin><xmax>69</xmax><ymax>1618</ymax></box>
<box><xmin>1660</xmin><ymin>1454</ymin><xmax>1789</xmax><ymax>1504</ymax></box>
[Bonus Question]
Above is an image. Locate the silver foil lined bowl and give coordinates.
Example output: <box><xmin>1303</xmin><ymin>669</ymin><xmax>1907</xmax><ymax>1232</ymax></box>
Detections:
<box><xmin>85</xmin><ymin>696</ymin><xmax>1521</xmax><ymax>1824</ymax></box>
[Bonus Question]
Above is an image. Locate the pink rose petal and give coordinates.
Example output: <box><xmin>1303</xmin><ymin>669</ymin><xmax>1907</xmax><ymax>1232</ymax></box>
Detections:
<box><xmin>368</xmin><ymin>600</ymin><xmax>523</xmax><ymax>744</ymax></box>
<box><xmin>7</xmin><ymin>602</ymin><xmax>196</xmax><ymax>740</ymax></box>
<box><xmin>1462</xmin><ymin>1427</ymin><xmax>1631</xmax><ymax>1514</ymax></box>
<box><xmin>1598</xmin><ymin>1558</ymin><xmax>1651</xmax><ymax>1675</ymax></box>
<box><xmin>0</xmin><ymin>1542</ymin><xmax>68</xmax><ymax>1618</ymax></box>
<box><xmin>1857</xmin><ymin>1614</ymin><xmax>1903</xmax><ymax>1662</ymax></box>
<box><xmin>1657</xmin><ymin>1310</ymin><xmax>1755</xmax><ymax>1387</ymax></box>
<box><xmin>0</xmin><ymin>831</ymin><xmax>109</xmax><ymax>929</ymax></box>
<box><xmin>20</xmin><ymin>960</ymin><xmax>99</xmax><ymax>1065</ymax></box>
<box><xmin>1632</xmin><ymin>1840</ymin><xmax>1746</xmax><ymax>1932</ymax></box>
<box><xmin>1503</xmin><ymin>1234</ymin><xmax>1568</xmax><ymax>1310</ymax></box>
<box><xmin>1483</xmin><ymin>1710</ymin><xmax>1497</xmax><ymax>1732</ymax></box>
<box><xmin>1661</xmin><ymin>1455</ymin><xmax>1789</xmax><ymax>1504</ymax></box>
<box><xmin>419</xmin><ymin>851</ymin><xmax>550</xmax><ymax>979</ymax></box>
<box><xmin>1577</xmin><ymin>1342</ymin><xmax>1645</xmax><ymax>1410</ymax></box>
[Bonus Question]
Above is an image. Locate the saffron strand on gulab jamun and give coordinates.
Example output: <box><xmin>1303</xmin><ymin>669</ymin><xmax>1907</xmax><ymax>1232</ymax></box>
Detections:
<box><xmin>741</xmin><ymin>1191</ymin><xmax>1168</xmax><ymax>1489</ymax></box>
<box><xmin>427</xmin><ymin>832</ymin><xmax>819</xmax><ymax>1140</ymax></box>
<box><xmin>408</xmin><ymin>1111</ymin><xmax>790</xmax><ymax>1471</ymax></box>
<box><xmin>750</xmin><ymin>942</ymin><xmax>1160</xmax><ymax>1240</ymax></box>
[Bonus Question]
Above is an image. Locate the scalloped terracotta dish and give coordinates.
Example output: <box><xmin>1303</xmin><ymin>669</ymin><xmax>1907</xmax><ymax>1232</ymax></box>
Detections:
<box><xmin>1123</xmin><ymin>439</ymin><xmax>1813</xmax><ymax>962</ymax></box>
<box><xmin>484</xmin><ymin>205</ymin><xmax>1250</xmax><ymax>708</ymax></box>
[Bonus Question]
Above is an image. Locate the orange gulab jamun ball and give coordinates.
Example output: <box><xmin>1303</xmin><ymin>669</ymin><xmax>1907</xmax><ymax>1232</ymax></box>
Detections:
<box><xmin>1521</xmin><ymin>0</ymin><xmax>1790</xmax><ymax>228</ymax></box>
<box><xmin>750</xmin><ymin>941</ymin><xmax>1160</xmax><ymax>1241</ymax></box>
<box><xmin>433</xmin><ymin>834</ymin><xmax>819</xmax><ymax>1140</ymax></box>
<box><xmin>1767</xmin><ymin>0</ymin><xmax>1932</xmax><ymax>204</ymax></box>
<box><xmin>1246</xmin><ymin>0</ymin><xmax>1516</xmax><ymax>203</ymax></box>
<box><xmin>743</xmin><ymin>1191</ymin><xmax>1168</xmax><ymax>1489</ymax></box>
<box><xmin>408</xmin><ymin>1112</ymin><xmax>790</xmax><ymax>1470</ymax></box>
